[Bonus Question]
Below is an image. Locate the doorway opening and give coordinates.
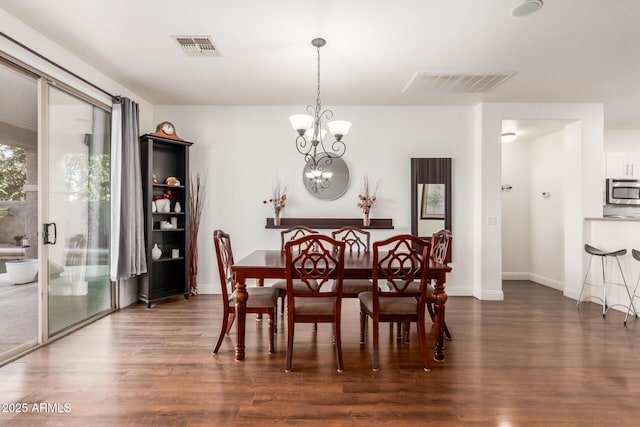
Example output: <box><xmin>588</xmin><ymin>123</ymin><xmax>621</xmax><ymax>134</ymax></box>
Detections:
<box><xmin>500</xmin><ymin>119</ymin><xmax>578</xmax><ymax>291</ymax></box>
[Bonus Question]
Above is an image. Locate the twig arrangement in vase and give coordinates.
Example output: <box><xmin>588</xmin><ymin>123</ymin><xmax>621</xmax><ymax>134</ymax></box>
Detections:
<box><xmin>357</xmin><ymin>175</ymin><xmax>378</xmax><ymax>227</ymax></box>
<box><xmin>188</xmin><ymin>172</ymin><xmax>206</xmax><ymax>295</ymax></box>
<box><xmin>263</xmin><ymin>177</ymin><xmax>287</xmax><ymax>226</ymax></box>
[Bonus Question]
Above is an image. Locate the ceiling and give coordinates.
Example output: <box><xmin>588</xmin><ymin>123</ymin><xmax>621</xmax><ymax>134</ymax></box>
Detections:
<box><xmin>2</xmin><ymin>0</ymin><xmax>640</xmax><ymax>136</ymax></box>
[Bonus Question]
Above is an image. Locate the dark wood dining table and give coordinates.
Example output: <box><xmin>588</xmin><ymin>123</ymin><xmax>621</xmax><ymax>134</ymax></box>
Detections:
<box><xmin>231</xmin><ymin>249</ymin><xmax>452</xmax><ymax>362</ymax></box>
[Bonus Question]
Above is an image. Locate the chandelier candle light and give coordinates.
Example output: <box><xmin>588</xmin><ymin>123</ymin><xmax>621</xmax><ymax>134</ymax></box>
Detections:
<box><xmin>289</xmin><ymin>38</ymin><xmax>351</xmax><ymax>179</ymax></box>
<box><xmin>305</xmin><ymin>169</ymin><xmax>333</xmax><ymax>193</ymax></box>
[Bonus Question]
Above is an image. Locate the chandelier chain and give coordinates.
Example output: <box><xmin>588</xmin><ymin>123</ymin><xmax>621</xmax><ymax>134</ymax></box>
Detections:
<box><xmin>315</xmin><ymin>45</ymin><xmax>322</xmax><ymax>119</ymax></box>
<box><xmin>290</xmin><ymin>37</ymin><xmax>350</xmax><ymax>190</ymax></box>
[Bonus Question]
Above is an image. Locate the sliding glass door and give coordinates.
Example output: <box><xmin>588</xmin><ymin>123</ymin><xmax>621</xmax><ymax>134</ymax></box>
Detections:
<box><xmin>46</xmin><ymin>85</ymin><xmax>113</xmax><ymax>335</ymax></box>
<box><xmin>0</xmin><ymin>62</ymin><xmax>38</xmax><ymax>357</ymax></box>
<box><xmin>0</xmin><ymin>56</ymin><xmax>114</xmax><ymax>363</ymax></box>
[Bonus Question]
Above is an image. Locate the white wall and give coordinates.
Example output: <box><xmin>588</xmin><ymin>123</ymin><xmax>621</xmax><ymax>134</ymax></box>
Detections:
<box><xmin>153</xmin><ymin>105</ymin><xmax>476</xmax><ymax>295</ymax></box>
<box><xmin>529</xmin><ymin>131</ymin><xmax>565</xmax><ymax>288</ymax></box>
<box><xmin>604</xmin><ymin>129</ymin><xmax>640</xmax><ymax>152</ymax></box>
<box><xmin>501</xmin><ymin>140</ymin><xmax>530</xmax><ymax>275</ymax></box>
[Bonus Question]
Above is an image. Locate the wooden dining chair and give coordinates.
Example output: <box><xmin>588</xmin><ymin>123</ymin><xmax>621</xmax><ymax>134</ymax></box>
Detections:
<box><xmin>331</xmin><ymin>226</ymin><xmax>372</xmax><ymax>298</ymax></box>
<box><xmin>284</xmin><ymin>234</ymin><xmax>345</xmax><ymax>372</ymax></box>
<box><xmin>430</xmin><ymin>229</ymin><xmax>452</xmax><ymax>265</ymax></box>
<box><xmin>396</xmin><ymin>229</ymin><xmax>453</xmax><ymax>343</ymax></box>
<box><xmin>359</xmin><ymin>234</ymin><xmax>432</xmax><ymax>371</ymax></box>
<box><xmin>213</xmin><ymin>230</ymin><xmax>279</xmax><ymax>354</ymax></box>
<box><xmin>427</xmin><ymin>229</ymin><xmax>452</xmax><ymax>340</ymax></box>
<box><xmin>271</xmin><ymin>226</ymin><xmax>320</xmax><ymax>313</ymax></box>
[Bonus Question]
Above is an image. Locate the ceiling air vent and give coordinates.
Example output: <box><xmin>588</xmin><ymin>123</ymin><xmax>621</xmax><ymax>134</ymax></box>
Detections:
<box><xmin>172</xmin><ymin>36</ymin><xmax>220</xmax><ymax>57</ymax></box>
<box><xmin>402</xmin><ymin>71</ymin><xmax>517</xmax><ymax>94</ymax></box>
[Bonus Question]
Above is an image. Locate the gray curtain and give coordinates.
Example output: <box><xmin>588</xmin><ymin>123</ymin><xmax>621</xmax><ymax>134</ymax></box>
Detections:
<box><xmin>110</xmin><ymin>97</ymin><xmax>147</xmax><ymax>280</ymax></box>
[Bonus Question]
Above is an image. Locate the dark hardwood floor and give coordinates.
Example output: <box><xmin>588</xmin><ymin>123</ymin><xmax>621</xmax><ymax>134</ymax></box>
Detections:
<box><xmin>1</xmin><ymin>280</ymin><xmax>639</xmax><ymax>426</ymax></box>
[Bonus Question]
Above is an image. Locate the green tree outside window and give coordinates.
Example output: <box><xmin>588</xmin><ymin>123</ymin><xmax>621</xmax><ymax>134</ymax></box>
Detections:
<box><xmin>0</xmin><ymin>144</ymin><xmax>27</xmax><ymax>201</ymax></box>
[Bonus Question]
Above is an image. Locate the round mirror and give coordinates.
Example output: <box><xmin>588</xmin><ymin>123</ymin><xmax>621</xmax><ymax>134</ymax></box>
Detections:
<box><xmin>302</xmin><ymin>154</ymin><xmax>350</xmax><ymax>200</ymax></box>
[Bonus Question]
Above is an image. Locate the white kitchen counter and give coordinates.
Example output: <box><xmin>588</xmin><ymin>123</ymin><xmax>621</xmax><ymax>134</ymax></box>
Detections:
<box><xmin>583</xmin><ymin>218</ymin><xmax>640</xmax><ymax>314</ymax></box>
<box><xmin>585</xmin><ymin>216</ymin><xmax>640</xmax><ymax>221</ymax></box>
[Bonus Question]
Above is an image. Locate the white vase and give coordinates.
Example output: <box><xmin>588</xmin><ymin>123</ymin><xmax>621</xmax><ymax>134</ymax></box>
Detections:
<box><xmin>174</xmin><ymin>202</ymin><xmax>182</xmax><ymax>213</ymax></box>
<box><xmin>156</xmin><ymin>198</ymin><xmax>170</xmax><ymax>213</ymax></box>
<box><xmin>151</xmin><ymin>243</ymin><xmax>162</xmax><ymax>260</ymax></box>
<box><xmin>363</xmin><ymin>212</ymin><xmax>371</xmax><ymax>227</ymax></box>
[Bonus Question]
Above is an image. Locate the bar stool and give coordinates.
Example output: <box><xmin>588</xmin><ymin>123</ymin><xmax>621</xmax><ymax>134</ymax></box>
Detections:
<box><xmin>624</xmin><ymin>249</ymin><xmax>640</xmax><ymax>325</ymax></box>
<box><xmin>577</xmin><ymin>244</ymin><xmax>637</xmax><ymax>318</ymax></box>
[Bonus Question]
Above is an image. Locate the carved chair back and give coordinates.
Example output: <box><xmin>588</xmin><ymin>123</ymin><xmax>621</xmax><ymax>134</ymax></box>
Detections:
<box><xmin>372</xmin><ymin>234</ymin><xmax>431</xmax><ymax>302</ymax></box>
<box><xmin>285</xmin><ymin>234</ymin><xmax>345</xmax><ymax>297</ymax></box>
<box><xmin>430</xmin><ymin>229</ymin><xmax>452</xmax><ymax>264</ymax></box>
<box><xmin>331</xmin><ymin>226</ymin><xmax>370</xmax><ymax>253</ymax></box>
<box><xmin>280</xmin><ymin>225</ymin><xmax>319</xmax><ymax>252</ymax></box>
<box><xmin>213</xmin><ymin>229</ymin><xmax>234</xmax><ymax>302</ymax></box>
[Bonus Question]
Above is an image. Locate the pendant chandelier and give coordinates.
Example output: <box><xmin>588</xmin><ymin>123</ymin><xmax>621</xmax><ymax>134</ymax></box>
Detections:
<box><xmin>289</xmin><ymin>38</ymin><xmax>351</xmax><ymax>173</ymax></box>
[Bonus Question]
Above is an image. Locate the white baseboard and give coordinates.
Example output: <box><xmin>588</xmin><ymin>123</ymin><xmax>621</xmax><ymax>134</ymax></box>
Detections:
<box><xmin>563</xmin><ymin>287</ymin><xmax>581</xmax><ymax>300</ymax></box>
<box><xmin>446</xmin><ymin>286</ymin><xmax>473</xmax><ymax>296</ymax></box>
<box><xmin>502</xmin><ymin>272</ymin><xmax>529</xmax><ymax>280</ymax></box>
<box><xmin>195</xmin><ymin>284</ymin><xmax>216</xmax><ymax>295</ymax></box>
<box><xmin>528</xmin><ymin>273</ymin><xmax>564</xmax><ymax>291</ymax></box>
<box><xmin>478</xmin><ymin>289</ymin><xmax>504</xmax><ymax>300</ymax></box>
<box><xmin>502</xmin><ymin>272</ymin><xmax>564</xmax><ymax>292</ymax></box>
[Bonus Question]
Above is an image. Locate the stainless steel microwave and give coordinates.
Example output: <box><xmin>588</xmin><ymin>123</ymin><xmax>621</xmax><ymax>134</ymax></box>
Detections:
<box><xmin>607</xmin><ymin>179</ymin><xmax>640</xmax><ymax>205</ymax></box>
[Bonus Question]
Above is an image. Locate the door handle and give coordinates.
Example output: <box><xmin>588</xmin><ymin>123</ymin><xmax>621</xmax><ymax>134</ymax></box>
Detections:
<box><xmin>43</xmin><ymin>222</ymin><xmax>57</xmax><ymax>245</ymax></box>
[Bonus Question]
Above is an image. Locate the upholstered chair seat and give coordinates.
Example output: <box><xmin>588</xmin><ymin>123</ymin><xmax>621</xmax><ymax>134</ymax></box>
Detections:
<box><xmin>331</xmin><ymin>279</ymin><xmax>372</xmax><ymax>296</ymax></box>
<box><xmin>229</xmin><ymin>287</ymin><xmax>279</xmax><ymax>308</ymax></box>
<box><xmin>292</xmin><ymin>297</ymin><xmax>337</xmax><ymax>315</ymax></box>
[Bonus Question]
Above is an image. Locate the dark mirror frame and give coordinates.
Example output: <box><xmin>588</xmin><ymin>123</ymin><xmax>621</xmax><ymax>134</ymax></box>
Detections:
<box><xmin>411</xmin><ymin>157</ymin><xmax>452</xmax><ymax>248</ymax></box>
